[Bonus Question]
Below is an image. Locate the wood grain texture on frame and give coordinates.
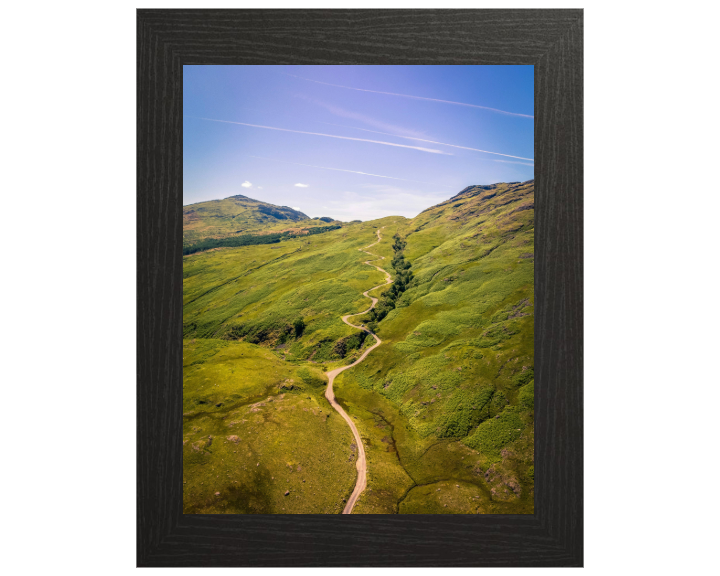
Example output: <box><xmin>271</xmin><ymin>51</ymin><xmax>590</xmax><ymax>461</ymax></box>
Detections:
<box><xmin>137</xmin><ymin>9</ymin><xmax>583</xmax><ymax>567</ymax></box>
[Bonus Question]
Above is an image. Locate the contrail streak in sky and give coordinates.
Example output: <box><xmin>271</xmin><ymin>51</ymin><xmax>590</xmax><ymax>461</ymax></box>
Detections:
<box><xmin>284</xmin><ymin>73</ymin><xmax>534</xmax><ymax>119</ymax></box>
<box><xmin>247</xmin><ymin>156</ymin><xmax>448</xmax><ymax>186</ymax></box>
<box><xmin>317</xmin><ymin>122</ymin><xmax>534</xmax><ymax>162</ymax></box>
<box><xmin>190</xmin><ymin>117</ymin><xmax>452</xmax><ymax>155</ymax></box>
<box><xmin>491</xmin><ymin>159</ymin><xmax>536</xmax><ymax>167</ymax></box>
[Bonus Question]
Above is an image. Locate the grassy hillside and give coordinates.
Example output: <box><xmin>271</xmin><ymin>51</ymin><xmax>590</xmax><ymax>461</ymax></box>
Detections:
<box><xmin>334</xmin><ymin>181</ymin><xmax>535</xmax><ymax>513</ymax></box>
<box><xmin>183</xmin><ymin>194</ymin><xmax>340</xmax><ymax>246</ymax></box>
<box><xmin>182</xmin><ymin>218</ymin><xmax>396</xmax><ymax>513</ymax></box>
<box><xmin>183</xmin><ymin>339</ymin><xmax>357</xmax><ymax>513</ymax></box>
<box><xmin>183</xmin><ymin>182</ymin><xmax>534</xmax><ymax>514</ymax></box>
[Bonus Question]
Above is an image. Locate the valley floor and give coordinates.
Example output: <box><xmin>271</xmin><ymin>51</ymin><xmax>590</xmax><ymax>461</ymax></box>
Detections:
<box><xmin>183</xmin><ymin>181</ymin><xmax>535</xmax><ymax>514</ymax></box>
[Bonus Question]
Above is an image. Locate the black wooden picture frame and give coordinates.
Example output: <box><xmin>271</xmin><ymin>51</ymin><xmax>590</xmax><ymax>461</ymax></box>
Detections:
<box><xmin>137</xmin><ymin>8</ymin><xmax>583</xmax><ymax>567</ymax></box>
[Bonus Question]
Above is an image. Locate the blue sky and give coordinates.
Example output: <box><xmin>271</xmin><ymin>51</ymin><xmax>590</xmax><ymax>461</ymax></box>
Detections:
<box><xmin>184</xmin><ymin>65</ymin><xmax>533</xmax><ymax>221</ymax></box>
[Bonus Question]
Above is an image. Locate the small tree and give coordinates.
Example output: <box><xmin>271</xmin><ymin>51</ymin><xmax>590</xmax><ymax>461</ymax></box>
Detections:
<box><xmin>293</xmin><ymin>318</ymin><xmax>306</xmax><ymax>337</ymax></box>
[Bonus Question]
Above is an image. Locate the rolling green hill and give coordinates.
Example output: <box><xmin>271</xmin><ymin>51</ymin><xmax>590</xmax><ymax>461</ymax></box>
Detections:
<box><xmin>182</xmin><ymin>181</ymin><xmax>534</xmax><ymax>514</ymax></box>
<box><xmin>183</xmin><ymin>194</ymin><xmax>340</xmax><ymax>246</ymax></box>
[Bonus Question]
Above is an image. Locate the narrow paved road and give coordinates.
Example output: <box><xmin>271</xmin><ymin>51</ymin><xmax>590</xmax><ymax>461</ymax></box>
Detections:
<box><xmin>324</xmin><ymin>227</ymin><xmax>393</xmax><ymax>514</ymax></box>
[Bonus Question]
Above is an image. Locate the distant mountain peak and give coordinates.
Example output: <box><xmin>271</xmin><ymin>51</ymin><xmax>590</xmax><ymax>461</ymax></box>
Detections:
<box><xmin>183</xmin><ymin>195</ymin><xmax>310</xmax><ymax>244</ymax></box>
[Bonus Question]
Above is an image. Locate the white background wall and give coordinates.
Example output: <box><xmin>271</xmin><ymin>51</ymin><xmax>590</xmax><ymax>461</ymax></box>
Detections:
<box><xmin>1</xmin><ymin>1</ymin><xmax>717</xmax><ymax>574</ymax></box>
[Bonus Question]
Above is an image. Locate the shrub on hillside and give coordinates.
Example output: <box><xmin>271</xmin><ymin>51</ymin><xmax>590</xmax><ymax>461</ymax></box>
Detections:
<box><xmin>513</xmin><ymin>368</ymin><xmax>534</xmax><ymax>387</ymax></box>
<box><xmin>293</xmin><ymin>318</ymin><xmax>306</xmax><ymax>337</ymax></box>
<box><xmin>463</xmin><ymin>408</ymin><xmax>524</xmax><ymax>460</ymax></box>
<box><xmin>518</xmin><ymin>380</ymin><xmax>534</xmax><ymax>409</ymax></box>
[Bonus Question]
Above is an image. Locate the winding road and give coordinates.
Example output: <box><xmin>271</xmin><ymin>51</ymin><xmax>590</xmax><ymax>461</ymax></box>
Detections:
<box><xmin>324</xmin><ymin>227</ymin><xmax>393</xmax><ymax>514</ymax></box>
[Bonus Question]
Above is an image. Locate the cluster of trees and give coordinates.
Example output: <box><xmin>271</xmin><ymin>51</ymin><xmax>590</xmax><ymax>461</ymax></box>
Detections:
<box><xmin>305</xmin><ymin>224</ymin><xmax>341</xmax><ymax>236</ymax></box>
<box><xmin>366</xmin><ymin>233</ymin><xmax>413</xmax><ymax>330</ymax></box>
<box><xmin>332</xmin><ymin>330</ymin><xmax>368</xmax><ymax>358</ymax></box>
<box><xmin>182</xmin><ymin>225</ymin><xmax>341</xmax><ymax>255</ymax></box>
<box><xmin>183</xmin><ymin>233</ymin><xmax>283</xmax><ymax>255</ymax></box>
<box><xmin>387</xmin><ymin>233</ymin><xmax>414</xmax><ymax>297</ymax></box>
<box><xmin>222</xmin><ymin>317</ymin><xmax>305</xmax><ymax>345</ymax></box>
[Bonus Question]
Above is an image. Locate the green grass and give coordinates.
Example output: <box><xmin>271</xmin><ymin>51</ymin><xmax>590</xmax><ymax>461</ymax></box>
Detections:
<box><xmin>332</xmin><ymin>181</ymin><xmax>535</xmax><ymax>513</ymax></box>
<box><xmin>183</xmin><ymin>182</ymin><xmax>535</xmax><ymax>514</ymax></box>
<box><xmin>463</xmin><ymin>407</ymin><xmax>524</xmax><ymax>459</ymax></box>
<box><xmin>182</xmin><ymin>339</ymin><xmax>357</xmax><ymax>514</ymax></box>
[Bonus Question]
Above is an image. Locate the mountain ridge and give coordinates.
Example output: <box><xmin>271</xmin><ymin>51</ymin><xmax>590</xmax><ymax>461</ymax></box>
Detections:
<box><xmin>183</xmin><ymin>194</ymin><xmax>316</xmax><ymax>245</ymax></box>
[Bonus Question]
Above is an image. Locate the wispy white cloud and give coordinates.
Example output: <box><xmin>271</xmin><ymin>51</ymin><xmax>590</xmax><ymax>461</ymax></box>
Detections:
<box><xmin>283</xmin><ymin>72</ymin><xmax>533</xmax><ymax>119</ymax></box>
<box><xmin>241</xmin><ymin>181</ymin><xmax>252</xmax><ymax>188</ymax></box>
<box><xmin>247</xmin><ymin>155</ymin><xmax>450</xmax><ymax>187</ymax></box>
<box><xmin>298</xmin><ymin>95</ymin><xmax>427</xmax><ymax>139</ymax></box>
<box><xmin>191</xmin><ymin>117</ymin><xmax>452</xmax><ymax>155</ymax></box>
<box><xmin>321</xmin><ymin>188</ymin><xmax>450</xmax><ymax>221</ymax></box>
<box><xmin>294</xmin><ymin>183</ymin><xmax>309</xmax><ymax>188</ymax></box>
<box><xmin>291</xmin><ymin>206</ymin><xmax>301</xmax><ymax>210</ymax></box>
<box><xmin>313</xmin><ymin>123</ymin><xmax>533</xmax><ymax>162</ymax></box>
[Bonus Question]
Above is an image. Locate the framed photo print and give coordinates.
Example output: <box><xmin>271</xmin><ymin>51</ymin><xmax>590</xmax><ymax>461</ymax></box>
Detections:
<box><xmin>138</xmin><ymin>8</ymin><xmax>583</xmax><ymax>567</ymax></box>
